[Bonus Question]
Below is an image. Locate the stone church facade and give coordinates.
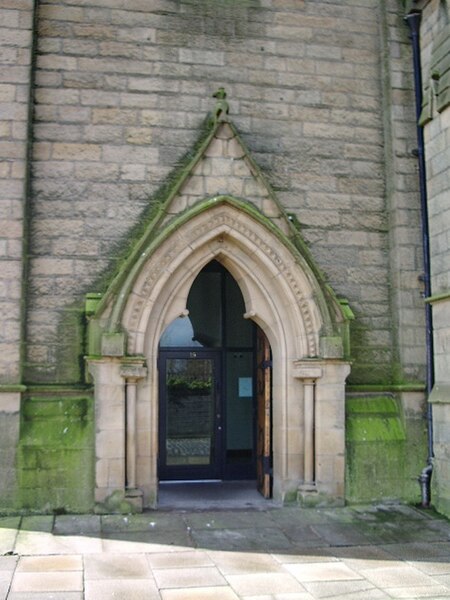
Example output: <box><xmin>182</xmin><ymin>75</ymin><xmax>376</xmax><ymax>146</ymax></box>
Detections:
<box><xmin>0</xmin><ymin>0</ymin><xmax>449</xmax><ymax>515</ymax></box>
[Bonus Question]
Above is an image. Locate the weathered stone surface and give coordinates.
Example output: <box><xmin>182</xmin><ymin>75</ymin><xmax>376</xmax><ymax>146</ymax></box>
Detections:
<box><xmin>0</xmin><ymin>0</ymin><xmax>442</xmax><ymax>513</ymax></box>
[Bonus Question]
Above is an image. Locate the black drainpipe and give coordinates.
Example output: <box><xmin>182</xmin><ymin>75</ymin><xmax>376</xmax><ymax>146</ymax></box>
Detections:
<box><xmin>404</xmin><ymin>10</ymin><xmax>435</xmax><ymax>508</ymax></box>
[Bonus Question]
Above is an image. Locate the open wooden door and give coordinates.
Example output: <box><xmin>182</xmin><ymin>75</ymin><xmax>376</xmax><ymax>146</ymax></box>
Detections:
<box><xmin>256</xmin><ymin>327</ymin><xmax>272</xmax><ymax>498</ymax></box>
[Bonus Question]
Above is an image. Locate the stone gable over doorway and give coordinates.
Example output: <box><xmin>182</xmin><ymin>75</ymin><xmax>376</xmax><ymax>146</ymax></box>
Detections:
<box><xmin>86</xmin><ymin>92</ymin><xmax>351</xmax><ymax>511</ymax></box>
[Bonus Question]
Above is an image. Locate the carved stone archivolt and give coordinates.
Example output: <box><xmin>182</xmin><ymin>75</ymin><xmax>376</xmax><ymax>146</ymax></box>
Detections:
<box><xmin>122</xmin><ymin>205</ymin><xmax>322</xmax><ymax>358</ymax></box>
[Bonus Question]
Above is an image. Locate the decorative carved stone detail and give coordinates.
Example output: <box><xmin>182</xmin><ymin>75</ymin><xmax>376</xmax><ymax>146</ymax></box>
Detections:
<box><xmin>123</xmin><ymin>207</ymin><xmax>319</xmax><ymax>356</ymax></box>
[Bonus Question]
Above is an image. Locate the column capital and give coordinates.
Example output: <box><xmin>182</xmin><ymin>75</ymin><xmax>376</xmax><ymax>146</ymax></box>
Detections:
<box><xmin>120</xmin><ymin>356</ymin><xmax>147</xmax><ymax>381</ymax></box>
<box><xmin>292</xmin><ymin>361</ymin><xmax>323</xmax><ymax>380</ymax></box>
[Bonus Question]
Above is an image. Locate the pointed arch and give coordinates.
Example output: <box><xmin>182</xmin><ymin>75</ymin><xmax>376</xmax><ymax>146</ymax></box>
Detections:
<box><xmin>99</xmin><ymin>196</ymin><xmax>341</xmax><ymax>356</ymax></box>
<box><xmin>125</xmin><ymin>206</ymin><xmax>321</xmax><ymax>357</ymax></box>
<box><xmin>88</xmin><ymin>197</ymin><xmax>350</xmax><ymax>510</ymax></box>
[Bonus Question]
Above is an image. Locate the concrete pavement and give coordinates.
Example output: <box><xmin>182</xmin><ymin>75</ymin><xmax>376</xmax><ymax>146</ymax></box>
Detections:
<box><xmin>2</xmin><ymin>504</ymin><xmax>450</xmax><ymax>599</ymax></box>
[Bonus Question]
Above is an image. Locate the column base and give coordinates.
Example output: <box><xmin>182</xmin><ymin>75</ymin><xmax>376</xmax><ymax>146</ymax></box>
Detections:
<box><xmin>297</xmin><ymin>484</ymin><xmax>345</xmax><ymax>508</ymax></box>
<box><xmin>125</xmin><ymin>488</ymin><xmax>144</xmax><ymax>512</ymax></box>
<box><xmin>297</xmin><ymin>483</ymin><xmax>319</xmax><ymax>507</ymax></box>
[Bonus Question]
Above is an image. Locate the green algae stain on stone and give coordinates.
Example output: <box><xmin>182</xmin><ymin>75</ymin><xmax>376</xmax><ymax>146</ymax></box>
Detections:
<box><xmin>345</xmin><ymin>396</ymin><xmax>426</xmax><ymax>504</ymax></box>
<box><xmin>346</xmin><ymin>396</ymin><xmax>406</xmax><ymax>443</ymax></box>
<box><xmin>18</xmin><ymin>395</ymin><xmax>95</xmax><ymax>513</ymax></box>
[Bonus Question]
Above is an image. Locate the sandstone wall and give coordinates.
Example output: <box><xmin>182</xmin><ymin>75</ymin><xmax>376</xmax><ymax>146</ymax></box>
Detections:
<box><xmin>0</xmin><ymin>0</ymin><xmax>431</xmax><ymax>511</ymax></box>
<box><xmin>25</xmin><ymin>0</ymin><xmax>424</xmax><ymax>387</ymax></box>
<box><xmin>419</xmin><ymin>0</ymin><xmax>450</xmax><ymax>517</ymax></box>
<box><xmin>0</xmin><ymin>0</ymin><xmax>35</xmax><ymax>384</ymax></box>
<box><xmin>0</xmin><ymin>0</ymin><xmax>36</xmax><ymax>510</ymax></box>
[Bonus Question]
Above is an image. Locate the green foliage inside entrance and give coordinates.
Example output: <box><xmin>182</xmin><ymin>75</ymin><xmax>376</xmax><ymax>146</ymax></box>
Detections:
<box><xmin>18</xmin><ymin>394</ymin><xmax>94</xmax><ymax>513</ymax></box>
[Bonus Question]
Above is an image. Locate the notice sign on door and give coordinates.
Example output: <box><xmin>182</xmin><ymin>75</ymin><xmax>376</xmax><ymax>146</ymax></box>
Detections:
<box><xmin>238</xmin><ymin>377</ymin><xmax>252</xmax><ymax>397</ymax></box>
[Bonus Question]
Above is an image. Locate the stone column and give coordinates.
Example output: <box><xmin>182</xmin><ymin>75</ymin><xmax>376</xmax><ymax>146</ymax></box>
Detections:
<box><xmin>303</xmin><ymin>378</ymin><xmax>317</xmax><ymax>485</ymax></box>
<box><xmin>293</xmin><ymin>363</ymin><xmax>323</xmax><ymax>493</ymax></box>
<box><xmin>126</xmin><ymin>379</ymin><xmax>138</xmax><ymax>489</ymax></box>
<box><xmin>120</xmin><ymin>360</ymin><xmax>147</xmax><ymax>511</ymax></box>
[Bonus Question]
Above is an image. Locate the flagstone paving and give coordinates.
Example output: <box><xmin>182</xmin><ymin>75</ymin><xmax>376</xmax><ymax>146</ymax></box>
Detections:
<box><xmin>1</xmin><ymin>504</ymin><xmax>450</xmax><ymax>599</ymax></box>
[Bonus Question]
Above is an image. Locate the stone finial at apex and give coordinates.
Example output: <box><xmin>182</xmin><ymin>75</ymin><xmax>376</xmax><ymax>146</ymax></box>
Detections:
<box><xmin>212</xmin><ymin>87</ymin><xmax>229</xmax><ymax>124</ymax></box>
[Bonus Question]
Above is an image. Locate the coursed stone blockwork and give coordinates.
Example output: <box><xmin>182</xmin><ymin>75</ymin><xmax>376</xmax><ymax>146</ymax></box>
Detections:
<box><xmin>382</xmin><ymin>0</ymin><xmax>427</xmax><ymax>382</ymax></box>
<box><xmin>1</xmin><ymin>0</ymin><xmax>438</xmax><ymax>513</ymax></box>
<box><xmin>419</xmin><ymin>0</ymin><xmax>450</xmax><ymax>518</ymax></box>
<box><xmin>0</xmin><ymin>1</ymin><xmax>35</xmax><ymax>384</ymax></box>
<box><xmin>25</xmin><ymin>0</ymin><xmax>423</xmax><ymax>388</ymax></box>
<box><xmin>0</xmin><ymin>0</ymin><xmax>36</xmax><ymax>510</ymax></box>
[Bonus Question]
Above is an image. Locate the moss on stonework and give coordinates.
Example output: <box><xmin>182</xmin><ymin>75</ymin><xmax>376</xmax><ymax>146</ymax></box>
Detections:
<box><xmin>57</xmin><ymin>308</ymin><xmax>86</xmax><ymax>383</ymax></box>
<box><xmin>94</xmin><ymin>490</ymin><xmax>141</xmax><ymax>515</ymax></box>
<box><xmin>347</xmin><ymin>364</ymin><xmax>395</xmax><ymax>387</ymax></box>
<box><xmin>18</xmin><ymin>394</ymin><xmax>94</xmax><ymax>513</ymax></box>
<box><xmin>24</xmin><ymin>306</ymin><xmax>86</xmax><ymax>385</ymax></box>
<box><xmin>84</xmin><ymin>117</ymin><xmax>215</xmax><ymax>305</ymax></box>
<box><xmin>84</xmin><ymin>109</ymin><xmax>347</xmax><ymax>346</ymax></box>
<box><xmin>346</xmin><ymin>396</ymin><xmax>427</xmax><ymax>504</ymax></box>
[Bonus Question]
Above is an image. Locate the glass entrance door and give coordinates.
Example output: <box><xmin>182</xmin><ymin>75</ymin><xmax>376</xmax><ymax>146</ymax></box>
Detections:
<box><xmin>158</xmin><ymin>351</ymin><xmax>221</xmax><ymax>480</ymax></box>
<box><xmin>158</xmin><ymin>260</ymin><xmax>271</xmax><ymax>491</ymax></box>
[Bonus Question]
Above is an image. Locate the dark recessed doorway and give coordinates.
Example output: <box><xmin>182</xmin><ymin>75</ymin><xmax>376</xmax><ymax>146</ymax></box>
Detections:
<box><xmin>158</xmin><ymin>260</ymin><xmax>272</xmax><ymax>497</ymax></box>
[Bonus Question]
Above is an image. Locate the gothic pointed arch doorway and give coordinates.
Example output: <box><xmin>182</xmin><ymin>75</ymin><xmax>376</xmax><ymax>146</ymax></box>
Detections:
<box><xmin>87</xmin><ymin>198</ymin><xmax>351</xmax><ymax>510</ymax></box>
<box><xmin>158</xmin><ymin>260</ymin><xmax>272</xmax><ymax>498</ymax></box>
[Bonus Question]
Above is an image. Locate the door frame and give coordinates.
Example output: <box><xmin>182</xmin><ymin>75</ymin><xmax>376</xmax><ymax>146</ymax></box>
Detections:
<box><xmin>256</xmin><ymin>327</ymin><xmax>272</xmax><ymax>498</ymax></box>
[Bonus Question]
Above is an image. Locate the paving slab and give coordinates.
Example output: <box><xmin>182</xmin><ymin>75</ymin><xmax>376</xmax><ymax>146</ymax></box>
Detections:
<box><xmin>272</xmin><ymin>549</ymin><xmax>337</xmax><ymax>564</ymax></box>
<box><xmin>84</xmin><ymin>553</ymin><xmax>153</xmax><ymax>580</ymax></box>
<box><xmin>101</xmin><ymin>513</ymin><xmax>188</xmax><ymax>533</ymax></box>
<box><xmin>314</xmin><ymin>590</ymin><xmax>389</xmax><ymax>600</ymax></box>
<box><xmin>384</xmin><ymin>584</ymin><xmax>450</xmax><ymax>598</ymax></box>
<box><xmin>0</xmin><ymin>555</ymin><xmax>18</xmax><ymax>576</ymax></box>
<box><xmin>84</xmin><ymin>578</ymin><xmax>160</xmax><ymax>600</ymax></box>
<box><xmin>0</xmin><ymin>518</ymin><xmax>20</xmax><ymax>555</ymax></box>
<box><xmin>206</xmin><ymin>549</ymin><xmax>282</xmax><ymax>575</ymax></box>
<box><xmin>1</xmin><ymin>504</ymin><xmax>450</xmax><ymax>599</ymax></box>
<box><xmin>381</xmin><ymin>541</ymin><xmax>450</xmax><ymax>560</ymax></box>
<box><xmin>303</xmin><ymin>579</ymin><xmax>382</xmax><ymax>599</ymax></box>
<box><xmin>147</xmin><ymin>550</ymin><xmax>214</xmax><ymax>569</ymax></box>
<box><xmin>10</xmin><ymin>571</ymin><xmax>83</xmax><ymax>593</ymax></box>
<box><xmin>239</xmin><ymin>594</ymin><xmax>315</xmax><ymax>600</ymax></box>
<box><xmin>409</xmin><ymin>558</ymin><xmax>450</xmax><ymax>575</ymax></box>
<box><xmin>0</xmin><ymin>582</ymin><xmax>9</xmax><ymax>600</ymax></box>
<box><xmin>360</xmin><ymin>563</ymin><xmax>441</xmax><ymax>588</ymax></box>
<box><xmin>14</xmin><ymin>530</ymin><xmax>102</xmax><ymax>555</ymax></box>
<box><xmin>7</xmin><ymin>594</ymin><xmax>83</xmax><ymax>600</ymax></box>
<box><xmin>285</xmin><ymin>561</ymin><xmax>363</xmax><ymax>583</ymax></box>
<box><xmin>310</xmin><ymin>522</ymin><xmax>372</xmax><ymax>546</ymax></box>
<box><xmin>53</xmin><ymin>515</ymin><xmax>101</xmax><ymax>536</ymax></box>
<box><xmin>225</xmin><ymin>571</ymin><xmax>307</xmax><ymax>596</ymax></box>
<box><xmin>153</xmin><ymin>565</ymin><xmax>227</xmax><ymax>589</ymax></box>
<box><xmin>101</xmin><ymin>530</ymin><xmax>193</xmax><ymax>554</ymax></box>
<box><xmin>16</xmin><ymin>555</ymin><xmax>82</xmax><ymax>572</ymax></box>
<box><xmin>191</xmin><ymin>526</ymin><xmax>294</xmax><ymax>553</ymax></box>
<box><xmin>161</xmin><ymin>586</ymin><xmax>240</xmax><ymax>599</ymax></box>
<box><xmin>19</xmin><ymin>517</ymin><xmax>53</xmax><ymax>533</ymax></box>
<box><xmin>184</xmin><ymin>510</ymin><xmax>278</xmax><ymax>531</ymax></box>
<box><xmin>281</xmin><ymin>524</ymin><xmax>333</xmax><ymax>548</ymax></box>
